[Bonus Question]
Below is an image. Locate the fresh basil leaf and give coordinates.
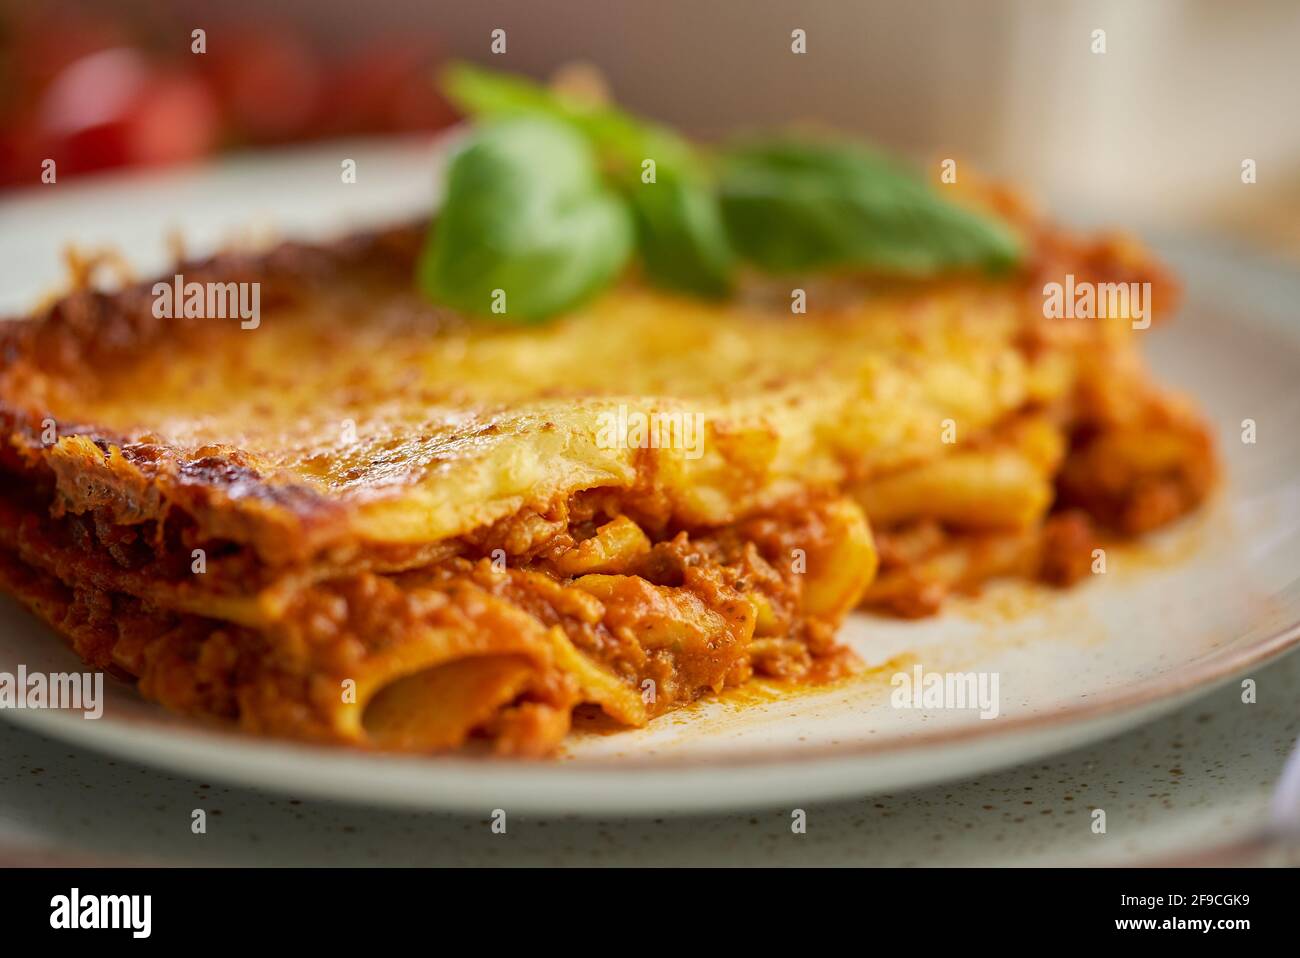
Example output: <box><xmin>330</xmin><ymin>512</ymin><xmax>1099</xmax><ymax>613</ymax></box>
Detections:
<box><xmin>629</xmin><ymin>166</ymin><xmax>733</xmax><ymax>298</ymax></box>
<box><xmin>718</xmin><ymin>139</ymin><xmax>1023</xmax><ymax>276</ymax></box>
<box><xmin>444</xmin><ymin>62</ymin><xmax>733</xmax><ymax>299</ymax></box>
<box><xmin>417</xmin><ymin>117</ymin><xmax>634</xmax><ymax>322</ymax></box>
<box><xmin>442</xmin><ymin>62</ymin><xmax>693</xmax><ymax>173</ymax></box>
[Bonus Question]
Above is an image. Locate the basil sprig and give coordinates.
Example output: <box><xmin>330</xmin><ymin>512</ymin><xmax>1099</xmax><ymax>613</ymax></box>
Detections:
<box><xmin>629</xmin><ymin>165</ymin><xmax>734</xmax><ymax>298</ymax></box>
<box><xmin>419</xmin><ymin>64</ymin><xmax>1024</xmax><ymax>321</ymax></box>
<box><xmin>416</xmin><ymin>117</ymin><xmax>633</xmax><ymax>322</ymax></box>
<box><xmin>718</xmin><ymin>139</ymin><xmax>1022</xmax><ymax>275</ymax></box>
<box><xmin>442</xmin><ymin>63</ymin><xmax>733</xmax><ymax>301</ymax></box>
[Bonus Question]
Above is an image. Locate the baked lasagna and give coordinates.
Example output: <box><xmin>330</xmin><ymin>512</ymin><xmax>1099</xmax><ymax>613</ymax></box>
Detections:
<box><xmin>0</xmin><ymin>205</ymin><xmax>1215</xmax><ymax>755</ymax></box>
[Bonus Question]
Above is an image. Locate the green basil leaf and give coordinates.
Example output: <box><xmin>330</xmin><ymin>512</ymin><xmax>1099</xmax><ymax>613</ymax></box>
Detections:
<box><xmin>718</xmin><ymin>139</ymin><xmax>1023</xmax><ymax>276</ymax></box>
<box><xmin>417</xmin><ymin>117</ymin><xmax>634</xmax><ymax>322</ymax></box>
<box><xmin>443</xmin><ymin>62</ymin><xmax>733</xmax><ymax>299</ymax></box>
<box><xmin>442</xmin><ymin>62</ymin><xmax>693</xmax><ymax>173</ymax></box>
<box><xmin>628</xmin><ymin>166</ymin><xmax>734</xmax><ymax>298</ymax></box>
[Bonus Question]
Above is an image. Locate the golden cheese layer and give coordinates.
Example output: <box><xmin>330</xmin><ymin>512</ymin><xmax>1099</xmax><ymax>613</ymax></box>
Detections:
<box><xmin>0</xmin><ymin>218</ymin><xmax>1216</xmax><ymax>752</ymax></box>
<box><xmin>1</xmin><ymin>222</ymin><xmax>1169</xmax><ymax>565</ymax></box>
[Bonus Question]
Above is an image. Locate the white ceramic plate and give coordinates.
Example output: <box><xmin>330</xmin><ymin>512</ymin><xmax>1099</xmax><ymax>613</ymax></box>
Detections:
<box><xmin>1</xmin><ymin>141</ymin><xmax>1298</xmax><ymax>814</ymax></box>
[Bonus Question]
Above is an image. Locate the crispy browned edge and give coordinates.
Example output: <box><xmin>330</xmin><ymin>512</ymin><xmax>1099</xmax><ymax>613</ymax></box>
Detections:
<box><xmin>0</xmin><ymin>222</ymin><xmax>440</xmax><ymax>567</ymax></box>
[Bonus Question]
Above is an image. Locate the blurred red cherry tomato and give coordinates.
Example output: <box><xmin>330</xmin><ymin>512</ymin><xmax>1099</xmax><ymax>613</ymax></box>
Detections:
<box><xmin>200</xmin><ymin>23</ymin><xmax>322</xmax><ymax>143</ymax></box>
<box><xmin>0</xmin><ymin>108</ymin><xmax>44</xmax><ymax>186</ymax></box>
<box><xmin>37</xmin><ymin>47</ymin><xmax>219</xmax><ymax>175</ymax></box>
<box><xmin>129</xmin><ymin>71</ymin><xmax>224</xmax><ymax>167</ymax></box>
<box><xmin>325</xmin><ymin>37</ymin><xmax>456</xmax><ymax>135</ymax></box>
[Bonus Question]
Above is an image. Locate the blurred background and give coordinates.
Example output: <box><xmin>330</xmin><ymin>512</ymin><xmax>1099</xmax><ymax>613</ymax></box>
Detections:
<box><xmin>2</xmin><ymin>0</ymin><xmax>1299</xmax><ymax>254</ymax></box>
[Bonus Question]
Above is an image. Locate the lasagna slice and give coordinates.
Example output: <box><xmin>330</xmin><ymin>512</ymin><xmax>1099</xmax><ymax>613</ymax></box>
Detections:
<box><xmin>0</xmin><ymin>213</ymin><xmax>1214</xmax><ymax>755</ymax></box>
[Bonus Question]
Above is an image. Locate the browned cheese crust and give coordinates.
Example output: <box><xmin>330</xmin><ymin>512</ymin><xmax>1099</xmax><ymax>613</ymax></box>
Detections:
<box><xmin>0</xmin><ymin>210</ymin><xmax>1216</xmax><ymax>753</ymax></box>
